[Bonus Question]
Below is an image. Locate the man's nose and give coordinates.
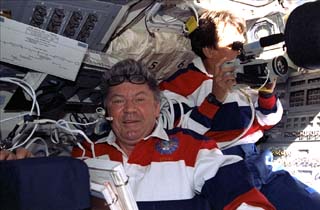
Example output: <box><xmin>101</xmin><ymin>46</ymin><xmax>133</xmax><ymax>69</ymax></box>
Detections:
<box><xmin>123</xmin><ymin>99</ymin><xmax>136</xmax><ymax>111</ymax></box>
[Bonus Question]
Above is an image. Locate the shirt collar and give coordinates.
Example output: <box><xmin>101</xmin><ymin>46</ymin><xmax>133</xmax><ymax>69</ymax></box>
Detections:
<box><xmin>143</xmin><ymin>121</ymin><xmax>170</xmax><ymax>141</ymax></box>
<box><xmin>95</xmin><ymin>131</ymin><xmax>116</xmax><ymax>144</ymax></box>
<box><xmin>95</xmin><ymin>121</ymin><xmax>170</xmax><ymax>144</ymax></box>
<box><xmin>193</xmin><ymin>56</ymin><xmax>213</xmax><ymax>77</ymax></box>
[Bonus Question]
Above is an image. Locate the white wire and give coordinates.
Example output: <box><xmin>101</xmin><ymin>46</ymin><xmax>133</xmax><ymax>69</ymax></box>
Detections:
<box><xmin>76</xmin><ymin>142</ymin><xmax>86</xmax><ymax>158</ymax></box>
<box><xmin>0</xmin><ymin>77</ymin><xmax>40</xmax><ymax>117</ymax></box>
<box><xmin>9</xmin><ymin>120</ymin><xmax>28</xmax><ymax>144</ymax></box>
<box><xmin>31</xmin><ymin>119</ymin><xmax>61</xmax><ymax>144</ymax></box>
<box><xmin>218</xmin><ymin>88</ymin><xmax>255</xmax><ymax>149</ymax></box>
<box><xmin>160</xmin><ymin>96</ymin><xmax>175</xmax><ymax>129</ymax></box>
<box><xmin>56</xmin><ymin>119</ymin><xmax>96</xmax><ymax>158</ymax></box>
<box><xmin>0</xmin><ymin>78</ymin><xmax>39</xmax><ymax>123</ymax></box>
<box><xmin>25</xmin><ymin>137</ymin><xmax>49</xmax><ymax>157</ymax></box>
<box><xmin>32</xmin><ymin>118</ymin><xmax>98</xmax><ymax>157</ymax></box>
<box><xmin>159</xmin><ymin>95</ymin><xmax>186</xmax><ymax>129</ymax></box>
<box><xmin>159</xmin><ymin>97</ymin><xmax>172</xmax><ymax>129</ymax></box>
<box><xmin>50</xmin><ymin>128</ymin><xmax>59</xmax><ymax>144</ymax></box>
<box><xmin>159</xmin><ymin>88</ymin><xmax>255</xmax><ymax>149</ymax></box>
<box><xmin>1</xmin><ymin>77</ymin><xmax>99</xmax><ymax>157</ymax></box>
<box><xmin>256</xmin><ymin>67</ymin><xmax>271</xmax><ymax>91</ymax></box>
<box><xmin>0</xmin><ymin>77</ymin><xmax>40</xmax><ymax>119</ymax></box>
<box><xmin>0</xmin><ymin>77</ymin><xmax>40</xmax><ymax>151</ymax></box>
<box><xmin>10</xmin><ymin>123</ymin><xmax>39</xmax><ymax>151</ymax></box>
<box><xmin>65</xmin><ymin>119</ymin><xmax>99</xmax><ymax>126</ymax></box>
<box><xmin>0</xmin><ymin>113</ymin><xmax>30</xmax><ymax>124</ymax></box>
<box><xmin>184</xmin><ymin>1</ymin><xmax>199</xmax><ymax>34</ymax></box>
<box><xmin>96</xmin><ymin>107</ymin><xmax>106</xmax><ymax>118</ymax></box>
<box><xmin>186</xmin><ymin>1</ymin><xmax>199</xmax><ymax>24</ymax></box>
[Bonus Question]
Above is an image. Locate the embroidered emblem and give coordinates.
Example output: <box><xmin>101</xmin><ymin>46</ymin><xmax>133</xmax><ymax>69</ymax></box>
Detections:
<box><xmin>155</xmin><ymin>137</ymin><xmax>179</xmax><ymax>155</ymax></box>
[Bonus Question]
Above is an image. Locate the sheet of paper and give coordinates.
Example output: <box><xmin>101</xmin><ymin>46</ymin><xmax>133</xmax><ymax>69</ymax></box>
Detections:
<box><xmin>0</xmin><ymin>16</ymin><xmax>88</xmax><ymax>81</ymax></box>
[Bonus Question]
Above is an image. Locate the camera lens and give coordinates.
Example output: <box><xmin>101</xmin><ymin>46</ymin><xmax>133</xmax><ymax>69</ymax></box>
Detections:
<box><xmin>272</xmin><ymin>56</ymin><xmax>288</xmax><ymax>76</ymax></box>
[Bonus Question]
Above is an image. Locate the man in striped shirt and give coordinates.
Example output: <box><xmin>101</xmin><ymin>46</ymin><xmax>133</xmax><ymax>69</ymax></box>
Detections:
<box><xmin>72</xmin><ymin>58</ymin><xmax>275</xmax><ymax>210</ymax></box>
<box><xmin>159</xmin><ymin>10</ymin><xmax>320</xmax><ymax>210</ymax></box>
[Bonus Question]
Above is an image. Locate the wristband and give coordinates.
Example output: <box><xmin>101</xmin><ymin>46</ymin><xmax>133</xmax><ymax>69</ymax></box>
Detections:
<box><xmin>207</xmin><ymin>93</ymin><xmax>223</xmax><ymax>106</ymax></box>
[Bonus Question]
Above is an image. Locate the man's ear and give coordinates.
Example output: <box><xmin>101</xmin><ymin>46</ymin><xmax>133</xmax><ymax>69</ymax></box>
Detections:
<box><xmin>202</xmin><ymin>47</ymin><xmax>215</xmax><ymax>58</ymax></box>
<box><xmin>154</xmin><ymin>101</ymin><xmax>161</xmax><ymax>119</ymax></box>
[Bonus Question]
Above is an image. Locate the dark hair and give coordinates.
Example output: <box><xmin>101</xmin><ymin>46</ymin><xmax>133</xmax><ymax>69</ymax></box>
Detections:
<box><xmin>102</xmin><ymin>59</ymin><xmax>161</xmax><ymax>105</ymax></box>
<box><xmin>189</xmin><ymin>10</ymin><xmax>246</xmax><ymax>59</ymax></box>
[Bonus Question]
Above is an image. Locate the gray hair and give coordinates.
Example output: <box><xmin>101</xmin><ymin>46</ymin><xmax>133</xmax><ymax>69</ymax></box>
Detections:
<box><xmin>102</xmin><ymin>59</ymin><xmax>161</xmax><ymax>106</ymax></box>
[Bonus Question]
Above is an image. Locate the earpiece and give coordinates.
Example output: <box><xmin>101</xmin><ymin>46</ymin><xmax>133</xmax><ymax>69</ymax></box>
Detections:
<box><xmin>105</xmin><ymin>117</ymin><xmax>113</xmax><ymax>121</ymax></box>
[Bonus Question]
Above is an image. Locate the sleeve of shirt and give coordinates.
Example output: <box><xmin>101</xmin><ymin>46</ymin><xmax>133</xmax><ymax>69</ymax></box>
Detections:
<box><xmin>255</xmin><ymin>91</ymin><xmax>284</xmax><ymax>128</ymax></box>
<box><xmin>159</xmin><ymin>66</ymin><xmax>222</xmax><ymax>134</ymax></box>
<box><xmin>160</xmin><ymin>88</ymin><xmax>223</xmax><ymax>135</ymax></box>
<box><xmin>160</xmin><ymin>68</ymin><xmax>275</xmax><ymax>139</ymax></box>
<box><xmin>193</xmin><ymin>148</ymin><xmax>276</xmax><ymax>210</ymax></box>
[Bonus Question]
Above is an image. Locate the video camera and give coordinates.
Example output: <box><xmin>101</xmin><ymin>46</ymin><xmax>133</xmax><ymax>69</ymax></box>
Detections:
<box><xmin>224</xmin><ymin>0</ymin><xmax>320</xmax><ymax>88</ymax></box>
<box><xmin>223</xmin><ymin>34</ymin><xmax>288</xmax><ymax>88</ymax></box>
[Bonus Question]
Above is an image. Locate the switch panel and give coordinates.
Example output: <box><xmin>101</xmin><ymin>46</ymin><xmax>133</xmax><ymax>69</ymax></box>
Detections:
<box><xmin>0</xmin><ymin>0</ymin><xmax>138</xmax><ymax>51</ymax></box>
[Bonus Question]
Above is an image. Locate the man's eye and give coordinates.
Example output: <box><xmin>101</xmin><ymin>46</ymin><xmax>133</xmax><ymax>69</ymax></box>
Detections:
<box><xmin>135</xmin><ymin>97</ymin><xmax>146</xmax><ymax>103</ymax></box>
<box><xmin>112</xmin><ymin>99</ymin><xmax>125</xmax><ymax>104</ymax></box>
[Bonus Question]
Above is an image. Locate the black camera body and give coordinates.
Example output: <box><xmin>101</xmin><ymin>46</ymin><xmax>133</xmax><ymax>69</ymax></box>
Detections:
<box><xmin>234</xmin><ymin>55</ymin><xmax>288</xmax><ymax>88</ymax></box>
<box><xmin>223</xmin><ymin>39</ymin><xmax>289</xmax><ymax>88</ymax></box>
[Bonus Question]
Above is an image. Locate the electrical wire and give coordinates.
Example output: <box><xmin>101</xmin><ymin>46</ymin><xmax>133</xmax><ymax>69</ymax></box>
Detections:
<box><xmin>184</xmin><ymin>1</ymin><xmax>199</xmax><ymax>34</ymax></box>
<box><xmin>25</xmin><ymin>137</ymin><xmax>49</xmax><ymax>157</ymax></box>
<box><xmin>32</xmin><ymin>117</ymin><xmax>98</xmax><ymax>158</ymax></box>
<box><xmin>218</xmin><ymin>88</ymin><xmax>255</xmax><ymax>149</ymax></box>
<box><xmin>108</xmin><ymin>0</ymin><xmax>155</xmax><ymax>44</ymax></box>
<box><xmin>159</xmin><ymin>88</ymin><xmax>255</xmax><ymax>149</ymax></box>
<box><xmin>55</xmin><ymin>119</ymin><xmax>97</xmax><ymax>158</ymax></box>
<box><xmin>0</xmin><ymin>77</ymin><xmax>40</xmax><ymax>150</ymax></box>
<box><xmin>0</xmin><ymin>77</ymin><xmax>99</xmax><ymax>157</ymax></box>
<box><xmin>159</xmin><ymin>94</ymin><xmax>191</xmax><ymax>129</ymax></box>
<box><xmin>96</xmin><ymin>107</ymin><xmax>106</xmax><ymax>117</ymax></box>
<box><xmin>256</xmin><ymin>66</ymin><xmax>272</xmax><ymax>92</ymax></box>
<box><xmin>0</xmin><ymin>77</ymin><xmax>40</xmax><ymax>123</ymax></box>
<box><xmin>230</xmin><ymin>0</ymin><xmax>276</xmax><ymax>8</ymax></box>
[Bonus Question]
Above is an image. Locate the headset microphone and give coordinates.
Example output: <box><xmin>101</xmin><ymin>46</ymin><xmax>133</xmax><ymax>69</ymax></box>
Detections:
<box><xmin>284</xmin><ymin>0</ymin><xmax>320</xmax><ymax>70</ymax></box>
<box><xmin>240</xmin><ymin>33</ymin><xmax>285</xmax><ymax>59</ymax></box>
<box><xmin>105</xmin><ymin>117</ymin><xmax>113</xmax><ymax>121</ymax></box>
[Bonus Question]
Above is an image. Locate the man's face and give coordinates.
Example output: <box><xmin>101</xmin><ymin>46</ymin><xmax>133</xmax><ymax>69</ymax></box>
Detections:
<box><xmin>105</xmin><ymin>82</ymin><xmax>160</xmax><ymax>146</ymax></box>
<box><xmin>215</xmin><ymin>23</ymin><xmax>246</xmax><ymax>61</ymax></box>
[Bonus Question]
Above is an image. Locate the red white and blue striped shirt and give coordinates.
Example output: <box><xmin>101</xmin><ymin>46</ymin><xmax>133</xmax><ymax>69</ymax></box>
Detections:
<box><xmin>159</xmin><ymin>57</ymin><xmax>283</xmax><ymax>149</ymax></box>
<box><xmin>72</xmin><ymin>123</ymin><xmax>275</xmax><ymax>210</ymax></box>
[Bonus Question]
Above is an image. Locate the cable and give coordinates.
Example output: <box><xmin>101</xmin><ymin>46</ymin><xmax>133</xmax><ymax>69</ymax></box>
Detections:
<box><xmin>256</xmin><ymin>65</ymin><xmax>271</xmax><ymax>92</ymax></box>
<box><xmin>31</xmin><ymin>117</ymin><xmax>98</xmax><ymax>157</ymax></box>
<box><xmin>76</xmin><ymin>142</ymin><xmax>86</xmax><ymax>158</ymax></box>
<box><xmin>218</xmin><ymin>88</ymin><xmax>255</xmax><ymax>149</ymax></box>
<box><xmin>184</xmin><ymin>1</ymin><xmax>199</xmax><ymax>34</ymax></box>
<box><xmin>25</xmin><ymin>137</ymin><xmax>49</xmax><ymax>157</ymax></box>
<box><xmin>0</xmin><ymin>77</ymin><xmax>40</xmax><ymax>151</ymax></box>
<box><xmin>230</xmin><ymin>0</ymin><xmax>277</xmax><ymax>8</ymax></box>
<box><xmin>0</xmin><ymin>77</ymin><xmax>40</xmax><ymax>123</ymax></box>
<box><xmin>69</xmin><ymin>112</ymin><xmax>91</xmax><ymax>130</ymax></box>
<box><xmin>96</xmin><ymin>107</ymin><xmax>106</xmax><ymax>117</ymax></box>
<box><xmin>159</xmin><ymin>94</ymin><xmax>188</xmax><ymax>129</ymax></box>
<box><xmin>1</xmin><ymin>77</ymin><xmax>100</xmax><ymax>157</ymax></box>
<box><xmin>108</xmin><ymin>0</ymin><xmax>154</xmax><ymax>44</ymax></box>
<box><xmin>159</xmin><ymin>95</ymin><xmax>176</xmax><ymax>129</ymax></box>
<box><xmin>160</xmin><ymin>88</ymin><xmax>255</xmax><ymax>149</ymax></box>
<box><xmin>55</xmin><ymin>119</ymin><xmax>96</xmax><ymax>158</ymax></box>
